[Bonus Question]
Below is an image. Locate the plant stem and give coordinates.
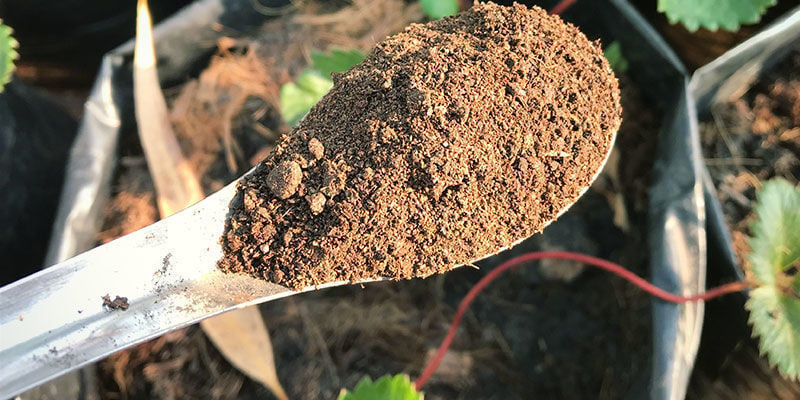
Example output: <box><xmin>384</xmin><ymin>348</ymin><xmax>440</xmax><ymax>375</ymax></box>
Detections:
<box><xmin>413</xmin><ymin>250</ymin><xmax>750</xmax><ymax>390</ymax></box>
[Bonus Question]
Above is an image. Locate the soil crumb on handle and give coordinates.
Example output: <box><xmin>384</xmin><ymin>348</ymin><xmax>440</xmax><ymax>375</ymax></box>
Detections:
<box><xmin>218</xmin><ymin>2</ymin><xmax>622</xmax><ymax>290</ymax></box>
<box><xmin>103</xmin><ymin>295</ymin><xmax>130</xmax><ymax>311</ymax></box>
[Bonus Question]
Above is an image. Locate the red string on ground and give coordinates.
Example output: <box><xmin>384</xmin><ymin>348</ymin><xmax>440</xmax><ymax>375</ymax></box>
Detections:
<box><xmin>413</xmin><ymin>250</ymin><xmax>750</xmax><ymax>390</ymax></box>
<box><xmin>550</xmin><ymin>0</ymin><xmax>578</xmax><ymax>15</ymax></box>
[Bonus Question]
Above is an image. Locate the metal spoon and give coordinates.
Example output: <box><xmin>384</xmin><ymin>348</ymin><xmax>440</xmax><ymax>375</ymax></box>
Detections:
<box><xmin>0</xmin><ymin>122</ymin><xmax>618</xmax><ymax>397</ymax></box>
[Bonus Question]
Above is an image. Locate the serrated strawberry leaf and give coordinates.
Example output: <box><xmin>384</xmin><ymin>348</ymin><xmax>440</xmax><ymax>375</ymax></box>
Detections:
<box><xmin>747</xmin><ymin>287</ymin><xmax>800</xmax><ymax>379</ymax></box>
<box><xmin>337</xmin><ymin>374</ymin><xmax>423</xmax><ymax>400</ymax></box>
<box><xmin>747</xmin><ymin>179</ymin><xmax>800</xmax><ymax>285</ymax></box>
<box><xmin>658</xmin><ymin>0</ymin><xmax>777</xmax><ymax>32</ymax></box>
<box><xmin>745</xmin><ymin>178</ymin><xmax>800</xmax><ymax>379</ymax></box>
<box><xmin>0</xmin><ymin>20</ymin><xmax>19</xmax><ymax>92</ymax></box>
<box><xmin>419</xmin><ymin>0</ymin><xmax>459</xmax><ymax>20</ymax></box>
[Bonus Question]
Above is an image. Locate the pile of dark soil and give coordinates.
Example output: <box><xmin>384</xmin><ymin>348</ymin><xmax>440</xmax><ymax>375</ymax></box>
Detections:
<box><xmin>218</xmin><ymin>2</ymin><xmax>622</xmax><ymax>289</ymax></box>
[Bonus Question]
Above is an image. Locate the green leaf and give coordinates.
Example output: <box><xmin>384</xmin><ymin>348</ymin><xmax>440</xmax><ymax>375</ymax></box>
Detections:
<box><xmin>200</xmin><ymin>308</ymin><xmax>288</xmax><ymax>400</ymax></box>
<box><xmin>337</xmin><ymin>374</ymin><xmax>423</xmax><ymax>400</ymax></box>
<box><xmin>419</xmin><ymin>0</ymin><xmax>459</xmax><ymax>20</ymax></box>
<box><xmin>603</xmin><ymin>41</ymin><xmax>628</xmax><ymax>75</ymax></box>
<box><xmin>747</xmin><ymin>179</ymin><xmax>800</xmax><ymax>285</ymax></box>
<box><xmin>280</xmin><ymin>48</ymin><xmax>364</xmax><ymax>127</ymax></box>
<box><xmin>279</xmin><ymin>70</ymin><xmax>333</xmax><ymax>127</ymax></box>
<box><xmin>658</xmin><ymin>0</ymin><xmax>777</xmax><ymax>32</ymax></box>
<box><xmin>0</xmin><ymin>19</ymin><xmax>19</xmax><ymax>92</ymax></box>
<box><xmin>311</xmin><ymin>49</ymin><xmax>365</xmax><ymax>78</ymax></box>
<box><xmin>745</xmin><ymin>178</ymin><xmax>800</xmax><ymax>379</ymax></box>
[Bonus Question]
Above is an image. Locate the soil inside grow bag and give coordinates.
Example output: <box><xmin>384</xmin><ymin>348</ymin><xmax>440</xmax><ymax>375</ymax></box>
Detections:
<box><xmin>92</xmin><ymin>1</ymin><xmax>654</xmax><ymax>399</ymax></box>
<box><xmin>701</xmin><ymin>46</ymin><xmax>800</xmax><ymax>267</ymax></box>
<box><xmin>218</xmin><ymin>2</ymin><xmax>621</xmax><ymax>290</ymax></box>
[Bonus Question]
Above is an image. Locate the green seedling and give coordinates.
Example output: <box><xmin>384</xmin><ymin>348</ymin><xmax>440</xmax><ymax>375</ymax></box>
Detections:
<box><xmin>338</xmin><ymin>374</ymin><xmax>423</xmax><ymax>400</ymax></box>
<box><xmin>278</xmin><ymin>0</ymin><xmax>462</xmax><ymax>127</ymax></box>
<box><xmin>745</xmin><ymin>178</ymin><xmax>800</xmax><ymax>378</ymax></box>
<box><xmin>311</xmin><ymin>49</ymin><xmax>366</xmax><ymax>78</ymax></box>
<box><xmin>553</xmin><ymin>0</ymin><xmax>778</xmax><ymax>32</ymax></box>
<box><xmin>279</xmin><ymin>49</ymin><xmax>365</xmax><ymax>127</ymax></box>
<box><xmin>0</xmin><ymin>19</ymin><xmax>18</xmax><ymax>92</ymax></box>
<box><xmin>658</xmin><ymin>0</ymin><xmax>777</xmax><ymax>31</ymax></box>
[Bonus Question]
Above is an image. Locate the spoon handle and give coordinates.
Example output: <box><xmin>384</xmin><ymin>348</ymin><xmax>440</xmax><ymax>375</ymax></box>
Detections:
<box><xmin>0</xmin><ymin>181</ymin><xmax>294</xmax><ymax>398</ymax></box>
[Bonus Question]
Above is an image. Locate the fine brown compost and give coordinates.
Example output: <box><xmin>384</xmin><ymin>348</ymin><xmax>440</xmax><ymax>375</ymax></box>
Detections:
<box><xmin>218</xmin><ymin>2</ymin><xmax>622</xmax><ymax>289</ymax></box>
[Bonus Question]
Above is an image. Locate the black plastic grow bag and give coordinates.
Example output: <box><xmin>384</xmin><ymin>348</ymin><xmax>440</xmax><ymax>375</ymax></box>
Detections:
<box><xmin>686</xmin><ymin>5</ymin><xmax>800</xmax><ymax>383</ymax></box>
<box><xmin>0</xmin><ymin>78</ymin><xmax>77</xmax><ymax>285</ymax></box>
<box><xmin>692</xmin><ymin>6</ymin><xmax>800</xmax><ymax>280</ymax></box>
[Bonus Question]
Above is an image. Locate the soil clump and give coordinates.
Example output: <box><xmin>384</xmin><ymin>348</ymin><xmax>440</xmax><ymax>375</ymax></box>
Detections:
<box><xmin>102</xmin><ymin>295</ymin><xmax>130</xmax><ymax>311</ymax></box>
<box><xmin>218</xmin><ymin>2</ymin><xmax>622</xmax><ymax>289</ymax></box>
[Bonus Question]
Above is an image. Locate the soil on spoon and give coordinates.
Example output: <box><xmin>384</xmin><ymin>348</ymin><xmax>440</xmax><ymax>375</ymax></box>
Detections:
<box><xmin>218</xmin><ymin>2</ymin><xmax>622</xmax><ymax>289</ymax></box>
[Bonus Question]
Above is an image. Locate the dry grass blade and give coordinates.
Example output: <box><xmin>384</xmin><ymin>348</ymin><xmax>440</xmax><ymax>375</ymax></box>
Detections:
<box><xmin>134</xmin><ymin>2</ymin><xmax>287</xmax><ymax>399</ymax></box>
<box><xmin>201</xmin><ymin>308</ymin><xmax>289</xmax><ymax>400</ymax></box>
<box><xmin>133</xmin><ymin>0</ymin><xmax>204</xmax><ymax>216</ymax></box>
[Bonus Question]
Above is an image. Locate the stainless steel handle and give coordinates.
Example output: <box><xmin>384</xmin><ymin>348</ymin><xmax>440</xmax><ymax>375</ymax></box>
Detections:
<box><xmin>0</xmin><ymin>182</ymin><xmax>298</xmax><ymax>398</ymax></box>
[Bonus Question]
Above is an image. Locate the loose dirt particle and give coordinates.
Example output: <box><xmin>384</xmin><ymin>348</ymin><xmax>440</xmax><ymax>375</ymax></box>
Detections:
<box><xmin>265</xmin><ymin>160</ymin><xmax>303</xmax><ymax>199</ymax></box>
<box><xmin>103</xmin><ymin>295</ymin><xmax>130</xmax><ymax>311</ymax></box>
<box><xmin>306</xmin><ymin>192</ymin><xmax>326</xmax><ymax>215</ymax></box>
<box><xmin>308</xmin><ymin>138</ymin><xmax>325</xmax><ymax>160</ymax></box>
<box><xmin>218</xmin><ymin>2</ymin><xmax>621</xmax><ymax>289</ymax></box>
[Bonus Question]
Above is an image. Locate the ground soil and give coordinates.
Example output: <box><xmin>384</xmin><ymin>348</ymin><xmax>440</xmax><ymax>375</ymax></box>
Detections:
<box><xmin>694</xmin><ymin>46</ymin><xmax>800</xmax><ymax>398</ymax></box>
<box><xmin>689</xmin><ymin>337</ymin><xmax>800</xmax><ymax>399</ymax></box>
<box><xmin>701</xmin><ymin>46</ymin><xmax>800</xmax><ymax>268</ymax></box>
<box><xmin>91</xmin><ymin>1</ymin><xmax>656</xmax><ymax>399</ymax></box>
<box><xmin>218</xmin><ymin>2</ymin><xmax>621</xmax><ymax>290</ymax></box>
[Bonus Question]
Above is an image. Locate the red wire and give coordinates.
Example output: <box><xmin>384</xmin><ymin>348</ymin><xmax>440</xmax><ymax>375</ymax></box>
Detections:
<box><xmin>413</xmin><ymin>250</ymin><xmax>749</xmax><ymax>390</ymax></box>
<box><xmin>550</xmin><ymin>0</ymin><xmax>578</xmax><ymax>15</ymax></box>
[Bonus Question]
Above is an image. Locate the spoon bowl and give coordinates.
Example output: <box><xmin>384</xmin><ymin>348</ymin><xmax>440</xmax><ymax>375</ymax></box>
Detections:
<box><xmin>0</xmin><ymin>121</ymin><xmax>616</xmax><ymax>398</ymax></box>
